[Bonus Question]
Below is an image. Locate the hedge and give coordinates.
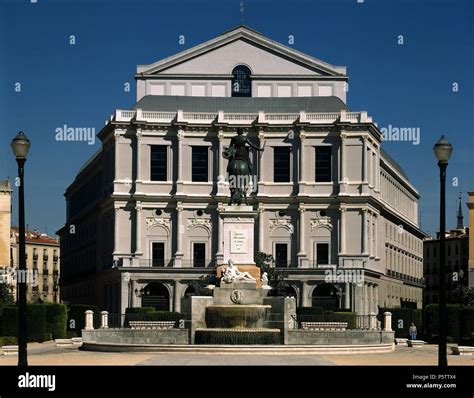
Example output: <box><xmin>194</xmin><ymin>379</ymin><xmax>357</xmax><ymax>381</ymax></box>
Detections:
<box><xmin>45</xmin><ymin>304</ymin><xmax>67</xmax><ymax>339</ymax></box>
<box><xmin>0</xmin><ymin>305</ymin><xmax>48</xmax><ymax>342</ymax></box>
<box><xmin>332</xmin><ymin>312</ymin><xmax>357</xmax><ymax>329</ymax></box>
<box><xmin>0</xmin><ymin>336</ymin><xmax>17</xmax><ymax>346</ymax></box>
<box><xmin>296</xmin><ymin>307</ymin><xmax>325</xmax><ymax>321</ymax></box>
<box><xmin>424</xmin><ymin>304</ymin><xmax>474</xmax><ymax>343</ymax></box>
<box><xmin>67</xmin><ymin>305</ymin><xmax>100</xmax><ymax>336</ymax></box>
<box><xmin>379</xmin><ymin>307</ymin><xmax>422</xmax><ymax>338</ymax></box>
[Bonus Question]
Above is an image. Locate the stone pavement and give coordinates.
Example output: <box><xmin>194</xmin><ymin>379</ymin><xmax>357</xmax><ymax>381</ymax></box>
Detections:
<box><xmin>0</xmin><ymin>342</ymin><xmax>473</xmax><ymax>366</ymax></box>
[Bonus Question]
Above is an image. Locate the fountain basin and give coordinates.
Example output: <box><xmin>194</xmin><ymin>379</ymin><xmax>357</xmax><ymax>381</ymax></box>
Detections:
<box><xmin>206</xmin><ymin>304</ymin><xmax>271</xmax><ymax>329</ymax></box>
<box><xmin>195</xmin><ymin>328</ymin><xmax>281</xmax><ymax>345</ymax></box>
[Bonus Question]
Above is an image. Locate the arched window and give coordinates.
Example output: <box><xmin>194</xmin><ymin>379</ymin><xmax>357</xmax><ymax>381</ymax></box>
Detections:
<box><xmin>231</xmin><ymin>65</ymin><xmax>251</xmax><ymax>97</ymax></box>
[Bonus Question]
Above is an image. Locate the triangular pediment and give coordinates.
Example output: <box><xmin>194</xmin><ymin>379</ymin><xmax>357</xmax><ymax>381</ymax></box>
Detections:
<box><xmin>136</xmin><ymin>25</ymin><xmax>346</xmax><ymax>77</ymax></box>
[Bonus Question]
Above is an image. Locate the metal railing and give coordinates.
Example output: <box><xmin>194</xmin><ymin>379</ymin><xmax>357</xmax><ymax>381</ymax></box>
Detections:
<box><xmin>291</xmin><ymin>314</ymin><xmax>381</xmax><ymax>330</ymax></box>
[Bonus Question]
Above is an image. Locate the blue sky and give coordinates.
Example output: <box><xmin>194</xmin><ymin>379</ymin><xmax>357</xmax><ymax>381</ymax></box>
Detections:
<box><xmin>0</xmin><ymin>0</ymin><xmax>473</xmax><ymax>237</ymax></box>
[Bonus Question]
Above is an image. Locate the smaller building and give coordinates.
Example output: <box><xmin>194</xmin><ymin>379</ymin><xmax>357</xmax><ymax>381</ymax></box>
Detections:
<box><xmin>10</xmin><ymin>228</ymin><xmax>60</xmax><ymax>303</ymax></box>
<box><xmin>423</xmin><ymin>196</ymin><xmax>469</xmax><ymax>305</ymax></box>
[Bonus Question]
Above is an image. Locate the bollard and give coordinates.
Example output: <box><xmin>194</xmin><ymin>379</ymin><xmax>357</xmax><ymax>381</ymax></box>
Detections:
<box><xmin>84</xmin><ymin>310</ymin><xmax>94</xmax><ymax>330</ymax></box>
<box><xmin>101</xmin><ymin>311</ymin><xmax>109</xmax><ymax>329</ymax></box>
<box><xmin>383</xmin><ymin>311</ymin><xmax>393</xmax><ymax>332</ymax></box>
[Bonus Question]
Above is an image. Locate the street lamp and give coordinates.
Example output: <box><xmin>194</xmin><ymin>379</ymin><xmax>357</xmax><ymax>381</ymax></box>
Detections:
<box><xmin>433</xmin><ymin>135</ymin><xmax>453</xmax><ymax>368</ymax></box>
<box><xmin>11</xmin><ymin>131</ymin><xmax>31</xmax><ymax>367</ymax></box>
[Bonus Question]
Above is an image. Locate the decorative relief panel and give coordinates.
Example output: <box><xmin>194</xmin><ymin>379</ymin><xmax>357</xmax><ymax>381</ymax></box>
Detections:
<box><xmin>310</xmin><ymin>216</ymin><xmax>333</xmax><ymax>231</ymax></box>
<box><xmin>269</xmin><ymin>219</ymin><xmax>294</xmax><ymax>234</ymax></box>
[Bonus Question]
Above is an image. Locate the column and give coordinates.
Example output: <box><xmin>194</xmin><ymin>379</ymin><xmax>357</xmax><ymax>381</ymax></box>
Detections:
<box><xmin>216</xmin><ymin>203</ymin><xmax>224</xmax><ymax>263</ymax></box>
<box><xmin>339</xmin><ymin>132</ymin><xmax>346</xmax><ymax>193</ymax></box>
<box><xmin>362</xmin><ymin>136</ymin><xmax>368</xmax><ymax>183</ymax></box>
<box><xmin>363</xmin><ymin>283</ymin><xmax>368</xmax><ymax>315</ymax></box>
<box><xmin>368</xmin><ymin>282</ymin><xmax>373</xmax><ymax>314</ymax></box>
<box><xmin>297</xmin><ymin>204</ymin><xmax>306</xmax><ymax>266</ymax></box>
<box><xmin>258</xmin><ymin>206</ymin><xmax>265</xmax><ymax>253</ymax></box>
<box><xmin>173</xmin><ymin>280</ymin><xmax>182</xmax><ymax>313</ymax></box>
<box><xmin>344</xmin><ymin>282</ymin><xmax>350</xmax><ymax>309</ymax></box>
<box><xmin>217</xmin><ymin>131</ymin><xmax>225</xmax><ymax>195</ymax></box>
<box><xmin>362</xmin><ymin>208</ymin><xmax>368</xmax><ymax>255</ymax></box>
<box><xmin>176</xmin><ymin>130</ymin><xmax>184</xmax><ymax>194</ymax></box>
<box><xmin>299</xmin><ymin>131</ymin><xmax>306</xmax><ymax>184</ymax></box>
<box><xmin>300</xmin><ymin>281</ymin><xmax>310</xmax><ymax>307</ymax></box>
<box><xmin>374</xmin><ymin>214</ymin><xmax>379</xmax><ymax>259</ymax></box>
<box><xmin>175</xmin><ymin>202</ymin><xmax>183</xmax><ymax>267</ymax></box>
<box><xmin>258</xmin><ymin>131</ymin><xmax>265</xmax><ymax>195</ymax></box>
<box><xmin>339</xmin><ymin>207</ymin><xmax>346</xmax><ymax>254</ymax></box>
<box><xmin>113</xmin><ymin>206</ymin><xmax>120</xmax><ymax>255</ymax></box>
<box><xmin>374</xmin><ymin>284</ymin><xmax>379</xmax><ymax>313</ymax></box>
<box><xmin>135</xmin><ymin>203</ymin><xmax>142</xmax><ymax>255</ymax></box>
<box><xmin>136</xmin><ymin>129</ymin><xmax>143</xmax><ymax>182</ymax></box>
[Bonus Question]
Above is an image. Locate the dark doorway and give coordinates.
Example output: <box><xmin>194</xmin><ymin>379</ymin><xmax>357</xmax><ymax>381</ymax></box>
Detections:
<box><xmin>152</xmin><ymin>242</ymin><xmax>165</xmax><ymax>267</ymax></box>
<box><xmin>275</xmin><ymin>243</ymin><xmax>288</xmax><ymax>267</ymax></box>
<box><xmin>193</xmin><ymin>243</ymin><xmax>206</xmax><ymax>267</ymax></box>
<box><xmin>312</xmin><ymin>283</ymin><xmax>339</xmax><ymax>311</ymax></box>
<box><xmin>141</xmin><ymin>282</ymin><xmax>170</xmax><ymax>311</ymax></box>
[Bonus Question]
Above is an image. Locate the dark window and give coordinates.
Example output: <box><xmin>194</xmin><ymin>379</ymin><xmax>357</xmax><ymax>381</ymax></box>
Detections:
<box><xmin>231</xmin><ymin>65</ymin><xmax>251</xmax><ymax>97</ymax></box>
<box><xmin>448</xmin><ymin>245</ymin><xmax>451</xmax><ymax>256</ymax></box>
<box><xmin>274</xmin><ymin>147</ymin><xmax>290</xmax><ymax>182</ymax></box>
<box><xmin>150</xmin><ymin>146</ymin><xmax>167</xmax><ymax>181</ymax></box>
<box><xmin>275</xmin><ymin>243</ymin><xmax>288</xmax><ymax>267</ymax></box>
<box><xmin>315</xmin><ymin>146</ymin><xmax>332</xmax><ymax>182</ymax></box>
<box><xmin>455</xmin><ymin>245</ymin><xmax>459</xmax><ymax>255</ymax></box>
<box><xmin>317</xmin><ymin>243</ymin><xmax>329</xmax><ymax>265</ymax></box>
<box><xmin>152</xmin><ymin>242</ymin><xmax>165</xmax><ymax>267</ymax></box>
<box><xmin>192</xmin><ymin>146</ymin><xmax>209</xmax><ymax>182</ymax></box>
<box><xmin>193</xmin><ymin>243</ymin><xmax>206</xmax><ymax>267</ymax></box>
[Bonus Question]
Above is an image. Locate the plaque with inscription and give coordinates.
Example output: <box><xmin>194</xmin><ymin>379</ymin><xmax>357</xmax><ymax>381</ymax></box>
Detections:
<box><xmin>230</xmin><ymin>230</ymin><xmax>248</xmax><ymax>254</ymax></box>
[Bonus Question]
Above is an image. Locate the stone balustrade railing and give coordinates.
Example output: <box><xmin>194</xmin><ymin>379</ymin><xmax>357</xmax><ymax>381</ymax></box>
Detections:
<box><xmin>113</xmin><ymin>109</ymin><xmax>373</xmax><ymax>126</ymax></box>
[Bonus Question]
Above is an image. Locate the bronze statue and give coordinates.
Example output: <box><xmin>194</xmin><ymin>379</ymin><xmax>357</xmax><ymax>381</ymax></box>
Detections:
<box><xmin>223</xmin><ymin>128</ymin><xmax>264</xmax><ymax>205</ymax></box>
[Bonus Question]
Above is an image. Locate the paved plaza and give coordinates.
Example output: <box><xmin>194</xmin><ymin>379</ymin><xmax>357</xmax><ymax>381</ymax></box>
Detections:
<box><xmin>0</xmin><ymin>341</ymin><xmax>473</xmax><ymax>366</ymax></box>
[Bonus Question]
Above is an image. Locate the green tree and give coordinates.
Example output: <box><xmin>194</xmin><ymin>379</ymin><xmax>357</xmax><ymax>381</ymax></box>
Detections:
<box><xmin>452</xmin><ymin>285</ymin><xmax>474</xmax><ymax>306</ymax></box>
<box><xmin>254</xmin><ymin>251</ymin><xmax>289</xmax><ymax>296</ymax></box>
<box><xmin>0</xmin><ymin>283</ymin><xmax>15</xmax><ymax>305</ymax></box>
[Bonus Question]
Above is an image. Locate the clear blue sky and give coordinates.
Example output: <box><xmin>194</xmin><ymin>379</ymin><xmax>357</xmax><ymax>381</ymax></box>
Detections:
<box><xmin>0</xmin><ymin>0</ymin><xmax>473</xmax><ymax>237</ymax></box>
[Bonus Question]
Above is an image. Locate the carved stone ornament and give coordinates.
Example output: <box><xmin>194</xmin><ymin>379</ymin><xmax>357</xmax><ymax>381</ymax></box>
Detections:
<box><xmin>146</xmin><ymin>217</ymin><xmax>171</xmax><ymax>231</ymax></box>
<box><xmin>230</xmin><ymin>290</ymin><xmax>243</xmax><ymax>304</ymax></box>
<box><xmin>269</xmin><ymin>219</ymin><xmax>294</xmax><ymax>234</ymax></box>
<box><xmin>187</xmin><ymin>218</ymin><xmax>211</xmax><ymax>232</ymax></box>
<box><xmin>310</xmin><ymin>216</ymin><xmax>333</xmax><ymax>231</ymax></box>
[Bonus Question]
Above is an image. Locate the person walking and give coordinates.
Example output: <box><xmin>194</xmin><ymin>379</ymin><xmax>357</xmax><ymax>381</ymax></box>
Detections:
<box><xmin>409</xmin><ymin>322</ymin><xmax>417</xmax><ymax>340</ymax></box>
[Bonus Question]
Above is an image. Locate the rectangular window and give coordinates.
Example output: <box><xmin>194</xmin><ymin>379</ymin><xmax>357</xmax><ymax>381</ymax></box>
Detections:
<box><xmin>193</xmin><ymin>243</ymin><xmax>206</xmax><ymax>267</ymax></box>
<box><xmin>275</xmin><ymin>243</ymin><xmax>288</xmax><ymax>267</ymax></box>
<box><xmin>152</xmin><ymin>242</ymin><xmax>165</xmax><ymax>267</ymax></box>
<box><xmin>150</xmin><ymin>146</ymin><xmax>167</xmax><ymax>181</ymax></box>
<box><xmin>274</xmin><ymin>147</ymin><xmax>290</xmax><ymax>182</ymax></box>
<box><xmin>316</xmin><ymin>243</ymin><xmax>329</xmax><ymax>265</ymax></box>
<box><xmin>315</xmin><ymin>146</ymin><xmax>332</xmax><ymax>182</ymax></box>
<box><xmin>192</xmin><ymin>146</ymin><xmax>209</xmax><ymax>182</ymax></box>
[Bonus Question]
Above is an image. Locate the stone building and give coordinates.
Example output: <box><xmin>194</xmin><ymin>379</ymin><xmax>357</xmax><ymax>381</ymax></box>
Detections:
<box><xmin>0</xmin><ymin>180</ymin><xmax>12</xmax><ymax>269</ymax></box>
<box><xmin>58</xmin><ymin>25</ymin><xmax>425</xmax><ymax>315</ymax></box>
<box><xmin>423</xmin><ymin>196</ymin><xmax>470</xmax><ymax>305</ymax></box>
<box><xmin>10</xmin><ymin>228</ymin><xmax>60</xmax><ymax>303</ymax></box>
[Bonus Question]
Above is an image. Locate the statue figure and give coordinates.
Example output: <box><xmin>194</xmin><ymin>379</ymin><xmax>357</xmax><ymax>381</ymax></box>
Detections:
<box><xmin>221</xmin><ymin>259</ymin><xmax>256</xmax><ymax>283</ymax></box>
<box><xmin>223</xmin><ymin>128</ymin><xmax>264</xmax><ymax>205</ymax></box>
<box><xmin>261</xmin><ymin>272</ymin><xmax>269</xmax><ymax>285</ymax></box>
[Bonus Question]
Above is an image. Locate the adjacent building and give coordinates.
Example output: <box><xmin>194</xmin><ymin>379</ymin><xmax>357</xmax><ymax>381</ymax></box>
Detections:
<box><xmin>10</xmin><ymin>228</ymin><xmax>60</xmax><ymax>303</ymax></box>
<box><xmin>423</xmin><ymin>196</ymin><xmax>471</xmax><ymax>305</ymax></box>
<box><xmin>0</xmin><ymin>179</ymin><xmax>12</xmax><ymax>269</ymax></box>
<box><xmin>58</xmin><ymin>25</ymin><xmax>425</xmax><ymax>315</ymax></box>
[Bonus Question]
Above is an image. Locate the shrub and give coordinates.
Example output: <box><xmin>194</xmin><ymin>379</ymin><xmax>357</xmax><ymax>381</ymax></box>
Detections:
<box><xmin>461</xmin><ymin>307</ymin><xmax>474</xmax><ymax>340</ymax></box>
<box><xmin>27</xmin><ymin>304</ymin><xmax>48</xmax><ymax>342</ymax></box>
<box><xmin>125</xmin><ymin>307</ymin><xmax>155</xmax><ymax>314</ymax></box>
<box><xmin>1</xmin><ymin>306</ymin><xmax>17</xmax><ymax>337</ymax></box>
<box><xmin>0</xmin><ymin>336</ymin><xmax>17</xmax><ymax>346</ymax></box>
<box><xmin>45</xmin><ymin>304</ymin><xmax>67</xmax><ymax>339</ymax></box>
<box><xmin>423</xmin><ymin>304</ymin><xmax>462</xmax><ymax>343</ymax></box>
<box><xmin>333</xmin><ymin>312</ymin><xmax>357</xmax><ymax>329</ymax></box>
<box><xmin>296</xmin><ymin>307</ymin><xmax>325</xmax><ymax>324</ymax></box>
<box><xmin>379</xmin><ymin>307</ymin><xmax>422</xmax><ymax>338</ymax></box>
<box><xmin>67</xmin><ymin>305</ymin><xmax>100</xmax><ymax>336</ymax></box>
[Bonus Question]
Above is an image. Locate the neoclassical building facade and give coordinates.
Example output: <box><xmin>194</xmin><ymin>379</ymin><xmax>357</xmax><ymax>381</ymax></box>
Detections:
<box><xmin>58</xmin><ymin>25</ymin><xmax>425</xmax><ymax>315</ymax></box>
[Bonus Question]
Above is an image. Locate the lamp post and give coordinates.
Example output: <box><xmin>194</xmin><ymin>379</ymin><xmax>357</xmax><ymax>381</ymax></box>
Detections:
<box><xmin>433</xmin><ymin>135</ymin><xmax>453</xmax><ymax>368</ymax></box>
<box><xmin>11</xmin><ymin>131</ymin><xmax>31</xmax><ymax>367</ymax></box>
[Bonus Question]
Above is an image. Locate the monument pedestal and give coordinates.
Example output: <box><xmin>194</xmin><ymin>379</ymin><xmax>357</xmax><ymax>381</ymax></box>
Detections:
<box><xmin>220</xmin><ymin>205</ymin><xmax>258</xmax><ymax>265</ymax></box>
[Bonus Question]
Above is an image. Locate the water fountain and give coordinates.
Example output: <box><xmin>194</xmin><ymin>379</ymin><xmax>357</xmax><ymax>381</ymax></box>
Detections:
<box><xmin>194</xmin><ymin>260</ymin><xmax>281</xmax><ymax>344</ymax></box>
